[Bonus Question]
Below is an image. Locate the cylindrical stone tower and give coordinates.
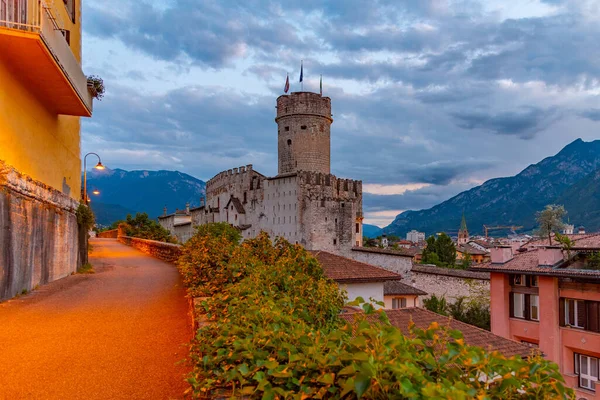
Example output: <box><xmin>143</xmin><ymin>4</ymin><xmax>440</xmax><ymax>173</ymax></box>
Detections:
<box><xmin>275</xmin><ymin>92</ymin><xmax>333</xmax><ymax>175</ymax></box>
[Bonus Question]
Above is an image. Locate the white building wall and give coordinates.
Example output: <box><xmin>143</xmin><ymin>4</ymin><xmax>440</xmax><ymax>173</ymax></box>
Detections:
<box><xmin>339</xmin><ymin>282</ymin><xmax>384</xmax><ymax>307</ymax></box>
<box><xmin>263</xmin><ymin>175</ymin><xmax>300</xmax><ymax>243</ymax></box>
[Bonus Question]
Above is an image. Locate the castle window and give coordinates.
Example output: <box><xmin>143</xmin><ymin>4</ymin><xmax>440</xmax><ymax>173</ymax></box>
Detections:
<box><xmin>335</xmin><ymin>218</ymin><xmax>338</xmax><ymax>224</ymax></box>
<box><xmin>341</xmin><ymin>203</ymin><xmax>345</xmax><ymax>208</ymax></box>
<box><xmin>285</xmin><ymin>126</ymin><xmax>290</xmax><ymax>131</ymax></box>
<box><xmin>321</xmin><ymin>199</ymin><xmax>325</xmax><ymax>207</ymax></box>
<box><xmin>301</xmin><ymin>125</ymin><xmax>307</xmax><ymax>130</ymax></box>
<box><xmin>325</xmin><ymin>217</ymin><xmax>328</xmax><ymax>222</ymax></box>
<box><xmin>333</xmin><ymin>239</ymin><xmax>337</xmax><ymax>245</ymax></box>
<box><xmin>243</xmin><ymin>192</ymin><xmax>247</xmax><ymax>203</ymax></box>
<box><xmin>356</xmin><ymin>223</ymin><xmax>360</xmax><ymax>233</ymax></box>
<box><xmin>287</xmin><ymin>139</ymin><xmax>292</xmax><ymax>146</ymax></box>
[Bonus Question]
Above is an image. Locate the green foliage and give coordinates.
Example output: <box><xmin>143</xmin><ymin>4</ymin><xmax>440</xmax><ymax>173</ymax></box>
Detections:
<box><xmin>119</xmin><ymin>212</ymin><xmax>176</xmax><ymax>243</ymax></box>
<box><xmin>425</xmin><ymin>294</ymin><xmax>491</xmax><ymax>331</ymax></box>
<box><xmin>181</xmin><ymin>231</ymin><xmax>572</xmax><ymax>399</ymax></box>
<box><xmin>421</xmin><ymin>234</ymin><xmax>457</xmax><ymax>268</ymax></box>
<box><xmin>459</xmin><ymin>252</ymin><xmax>472</xmax><ymax>269</ymax></box>
<box><xmin>587</xmin><ymin>252</ymin><xmax>600</xmax><ymax>269</ymax></box>
<box><xmin>87</xmin><ymin>75</ymin><xmax>105</xmax><ymax>100</ymax></box>
<box><xmin>76</xmin><ymin>203</ymin><xmax>95</xmax><ymax>230</ymax></box>
<box><xmin>555</xmin><ymin>232</ymin><xmax>574</xmax><ymax>259</ymax></box>
<box><xmin>77</xmin><ymin>262</ymin><xmax>95</xmax><ymax>274</ymax></box>
<box><xmin>536</xmin><ymin>204</ymin><xmax>567</xmax><ymax>245</ymax></box>
<box><xmin>195</xmin><ymin>222</ymin><xmax>242</xmax><ymax>244</ymax></box>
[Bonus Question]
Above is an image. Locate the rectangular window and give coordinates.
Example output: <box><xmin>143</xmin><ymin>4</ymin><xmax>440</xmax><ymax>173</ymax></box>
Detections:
<box><xmin>392</xmin><ymin>298</ymin><xmax>408</xmax><ymax>309</ymax></box>
<box><xmin>575</xmin><ymin>353</ymin><xmax>599</xmax><ymax>391</ymax></box>
<box><xmin>355</xmin><ymin>223</ymin><xmax>360</xmax><ymax>233</ymax></box>
<box><xmin>530</xmin><ymin>295</ymin><xmax>539</xmax><ymax>321</ymax></box>
<box><xmin>513</xmin><ymin>293</ymin><xmax>525</xmax><ymax>318</ymax></box>
<box><xmin>530</xmin><ymin>275</ymin><xmax>538</xmax><ymax>287</ymax></box>
<box><xmin>513</xmin><ymin>274</ymin><xmax>525</xmax><ymax>286</ymax></box>
<box><xmin>566</xmin><ymin>299</ymin><xmax>586</xmax><ymax>329</ymax></box>
<box><xmin>63</xmin><ymin>0</ymin><xmax>76</xmax><ymax>22</ymax></box>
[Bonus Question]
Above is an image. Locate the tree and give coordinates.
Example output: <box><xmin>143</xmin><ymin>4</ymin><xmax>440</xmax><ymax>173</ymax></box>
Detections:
<box><xmin>555</xmin><ymin>232</ymin><xmax>574</xmax><ymax>259</ymax></box>
<box><xmin>421</xmin><ymin>235</ymin><xmax>437</xmax><ymax>264</ymax></box>
<box><xmin>435</xmin><ymin>233</ymin><xmax>456</xmax><ymax>266</ymax></box>
<box><xmin>536</xmin><ymin>204</ymin><xmax>566</xmax><ymax>245</ymax></box>
<box><xmin>459</xmin><ymin>252</ymin><xmax>472</xmax><ymax>269</ymax></box>
<box><xmin>422</xmin><ymin>294</ymin><xmax>448</xmax><ymax>316</ymax></box>
<box><xmin>120</xmin><ymin>212</ymin><xmax>176</xmax><ymax>243</ymax></box>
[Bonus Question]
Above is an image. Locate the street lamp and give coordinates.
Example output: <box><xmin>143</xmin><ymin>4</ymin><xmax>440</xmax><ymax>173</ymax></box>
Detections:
<box><xmin>83</xmin><ymin>152</ymin><xmax>105</xmax><ymax>204</ymax></box>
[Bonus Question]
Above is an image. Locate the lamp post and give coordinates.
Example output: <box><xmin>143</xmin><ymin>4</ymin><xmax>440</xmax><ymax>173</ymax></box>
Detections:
<box><xmin>83</xmin><ymin>152</ymin><xmax>105</xmax><ymax>204</ymax></box>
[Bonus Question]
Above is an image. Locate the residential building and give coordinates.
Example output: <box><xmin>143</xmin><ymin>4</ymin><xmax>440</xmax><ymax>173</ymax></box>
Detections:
<box><xmin>383</xmin><ymin>281</ymin><xmax>427</xmax><ymax>309</ymax></box>
<box><xmin>0</xmin><ymin>0</ymin><xmax>94</xmax><ymax>300</ymax></box>
<box><xmin>473</xmin><ymin>234</ymin><xmax>600</xmax><ymax>399</ymax></box>
<box><xmin>395</xmin><ymin>239</ymin><xmax>413</xmax><ymax>249</ymax></box>
<box><xmin>406</xmin><ymin>230</ymin><xmax>425</xmax><ymax>243</ymax></box>
<box><xmin>341</xmin><ymin>308</ymin><xmax>534</xmax><ymax>358</ymax></box>
<box><xmin>159</xmin><ymin>205</ymin><xmax>193</xmax><ymax>243</ymax></box>
<box><xmin>162</xmin><ymin>92</ymin><xmax>363</xmax><ymax>253</ymax></box>
<box><xmin>310</xmin><ymin>250</ymin><xmax>402</xmax><ymax>306</ymax></box>
<box><xmin>456</xmin><ymin>243</ymin><xmax>490</xmax><ymax>264</ymax></box>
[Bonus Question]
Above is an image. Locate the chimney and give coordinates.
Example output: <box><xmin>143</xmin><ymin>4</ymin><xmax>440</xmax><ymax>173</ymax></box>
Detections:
<box><xmin>491</xmin><ymin>245</ymin><xmax>513</xmax><ymax>264</ymax></box>
<box><xmin>186</xmin><ymin>202</ymin><xmax>190</xmax><ymax>214</ymax></box>
<box><xmin>578</xmin><ymin>226</ymin><xmax>586</xmax><ymax>234</ymax></box>
<box><xmin>163</xmin><ymin>206</ymin><xmax>167</xmax><ymax>216</ymax></box>
<box><xmin>537</xmin><ymin>246</ymin><xmax>564</xmax><ymax>267</ymax></box>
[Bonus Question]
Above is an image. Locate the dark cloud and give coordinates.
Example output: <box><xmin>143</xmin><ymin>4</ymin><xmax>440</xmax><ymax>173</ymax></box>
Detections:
<box><xmin>580</xmin><ymin>109</ymin><xmax>600</xmax><ymax>122</ymax></box>
<box><xmin>451</xmin><ymin>107</ymin><xmax>561</xmax><ymax>139</ymax></box>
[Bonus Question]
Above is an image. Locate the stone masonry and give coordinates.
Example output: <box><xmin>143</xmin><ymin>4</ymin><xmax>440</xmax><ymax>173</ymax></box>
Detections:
<box><xmin>162</xmin><ymin>92</ymin><xmax>364</xmax><ymax>252</ymax></box>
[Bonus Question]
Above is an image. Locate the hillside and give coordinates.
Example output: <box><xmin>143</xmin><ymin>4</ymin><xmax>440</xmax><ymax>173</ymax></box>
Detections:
<box><xmin>557</xmin><ymin>167</ymin><xmax>600</xmax><ymax>230</ymax></box>
<box><xmin>383</xmin><ymin>139</ymin><xmax>600</xmax><ymax>237</ymax></box>
<box><xmin>363</xmin><ymin>224</ymin><xmax>383</xmax><ymax>238</ymax></box>
<box><xmin>87</xmin><ymin>168</ymin><xmax>205</xmax><ymax>225</ymax></box>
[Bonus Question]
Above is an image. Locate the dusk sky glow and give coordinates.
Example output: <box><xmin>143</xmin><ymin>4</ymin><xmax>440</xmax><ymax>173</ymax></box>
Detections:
<box><xmin>81</xmin><ymin>0</ymin><xmax>600</xmax><ymax>226</ymax></box>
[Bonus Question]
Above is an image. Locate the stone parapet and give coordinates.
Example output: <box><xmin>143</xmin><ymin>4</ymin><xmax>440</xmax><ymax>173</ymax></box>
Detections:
<box><xmin>117</xmin><ymin>236</ymin><xmax>182</xmax><ymax>263</ymax></box>
<box><xmin>97</xmin><ymin>229</ymin><xmax>118</xmax><ymax>238</ymax></box>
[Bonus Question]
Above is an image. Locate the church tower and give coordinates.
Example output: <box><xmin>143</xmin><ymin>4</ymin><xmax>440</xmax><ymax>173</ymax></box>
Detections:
<box><xmin>458</xmin><ymin>213</ymin><xmax>469</xmax><ymax>245</ymax></box>
<box><xmin>275</xmin><ymin>92</ymin><xmax>332</xmax><ymax>175</ymax></box>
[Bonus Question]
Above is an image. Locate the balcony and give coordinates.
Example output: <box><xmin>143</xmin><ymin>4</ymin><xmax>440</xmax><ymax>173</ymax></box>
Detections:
<box><xmin>0</xmin><ymin>0</ymin><xmax>92</xmax><ymax>116</ymax></box>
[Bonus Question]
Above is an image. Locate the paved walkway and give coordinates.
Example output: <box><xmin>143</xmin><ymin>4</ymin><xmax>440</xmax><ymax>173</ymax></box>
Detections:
<box><xmin>0</xmin><ymin>238</ymin><xmax>192</xmax><ymax>400</ymax></box>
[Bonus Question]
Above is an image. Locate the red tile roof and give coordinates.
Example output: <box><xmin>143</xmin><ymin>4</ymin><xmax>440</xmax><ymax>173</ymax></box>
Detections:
<box><xmin>472</xmin><ymin>233</ymin><xmax>600</xmax><ymax>278</ymax></box>
<box><xmin>341</xmin><ymin>308</ymin><xmax>533</xmax><ymax>358</ymax></box>
<box><xmin>457</xmin><ymin>243</ymin><xmax>488</xmax><ymax>256</ymax></box>
<box><xmin>310</xmin><ymin>251</ymin><xmax>402</xmax><ymax>283</ymax></box>
<box><xmin>351</xmin><ymin>246</ymin><xmax>415</xmax><ymax>258</ymax></box>
<box><xmin>384</xmin><ymin>281</ymin><xmax>427</xmax><ymax>296</ymax></box>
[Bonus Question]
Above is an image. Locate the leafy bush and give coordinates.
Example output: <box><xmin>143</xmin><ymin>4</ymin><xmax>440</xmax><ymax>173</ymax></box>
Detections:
<box><xmin>181</xmin><ymin>227</ymin><xmax>572</xmax><ymax>399</ymax></box>
<box><xmin>424</xmin><ymin>294</ymin><xmax>491</xmax><ymax>331</ymax></box>
<box><xmin>119</xmin><ymin>212</ymin><xmax>176</xmax><ymax>243</ymax></box>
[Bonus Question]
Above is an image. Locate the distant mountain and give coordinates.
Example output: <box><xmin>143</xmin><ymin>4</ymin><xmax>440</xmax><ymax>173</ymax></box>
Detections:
<box><xmin>91</xmin><ymin>202</ymin><xmax>137</xmax><ymax>226</ymax></box>
<box><xmin>86</xmin><ymin>168</ymin><xmax>205</xmax><ymax>225</ymax></box>
<box><xmin>384</xmin><ymin>139</ymin><xmax>600</xmax><ymax>237</ymax></box>
<box><xmin>363</xmin><ymin>224</ymin><xmax>383</xmax><ymax>238</ymax></box>
<box><xmin>557</xmin><ymin>167</ymin><xmax>600</xmax><ymax>231</ymax></box>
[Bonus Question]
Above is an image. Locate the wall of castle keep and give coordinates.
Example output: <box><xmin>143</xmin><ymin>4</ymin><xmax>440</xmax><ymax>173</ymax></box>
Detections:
<box><xmin>276</xmin><ymin>92</ymin><xmax>332</xmax><ymax>175</ymax></box>
<box><xmin>0</xmin><ymin>161</ymin><xmax>80</xmax><ymax>301</ymax></box>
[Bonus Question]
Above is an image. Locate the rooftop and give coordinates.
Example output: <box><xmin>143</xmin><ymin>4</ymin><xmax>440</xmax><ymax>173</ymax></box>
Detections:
<box><xmin>351</xmin><ymin>246</ymin><xmax>415</xmax><ymax>258</ymax></box>
<box><xmin>472</xmin><ymin>233</ymin><xmax>600</xmax><ymax>278</ymax></box>
<box><xmin>383</xmin><ymin>281</ymin><xmax>427</xmax><ymax>296</ymax></box>
<box><xmin>457</xmin><ymin>243</ymin><xmax>488</xmax><ymax>256</ymax></box>
<box><xmin>341</xmin><ymin>308</ymin><xmax>533</xmax><ymax>358</ymax></box>
<box><xmin>309</xmin><ymin>251</ymin><xmax>402</xmax><ymax>284</ymax></box>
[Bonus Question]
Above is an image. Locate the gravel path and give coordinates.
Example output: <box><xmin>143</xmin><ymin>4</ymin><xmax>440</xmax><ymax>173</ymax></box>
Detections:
<box><xmin>0</xmin><ymin>238</ymin><xmax>192</xmax><ymax>400</ymax></box>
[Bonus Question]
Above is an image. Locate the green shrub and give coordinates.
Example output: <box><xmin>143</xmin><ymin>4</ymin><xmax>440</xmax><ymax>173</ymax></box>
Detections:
<box><xmin>119</xmin><ymin>212</ymin><xmax>176</xmax><ymax>243</ymax></box>
<box><xmin>181</xmin><ymin>229</ymin><xmax>572</xmax><ymax>399</ymax></box>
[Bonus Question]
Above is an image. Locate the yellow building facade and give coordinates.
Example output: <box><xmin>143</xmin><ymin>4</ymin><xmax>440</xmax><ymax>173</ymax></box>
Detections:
<box><xmin>0</xmin><ymin>0</ymin><xmax>94</xmax><ymax>300</ymax></box>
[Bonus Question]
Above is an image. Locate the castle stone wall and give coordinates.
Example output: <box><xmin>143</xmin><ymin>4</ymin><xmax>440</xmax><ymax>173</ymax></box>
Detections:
<box><xmin>276</xmin><ymin>92</ymin><xmax>332</xmax><ymax>175</ymax></box>
<box><xmin>408</xmin><ymin>265</ymin><xmax>490</xmax><ymax>303</ymax></box>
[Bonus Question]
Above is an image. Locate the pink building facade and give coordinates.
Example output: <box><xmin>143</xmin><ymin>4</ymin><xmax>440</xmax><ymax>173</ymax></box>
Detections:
<box><xmin>475</xmin><ymin>235</ymin><xmax>600</xmax><ymax>400</ymax></box>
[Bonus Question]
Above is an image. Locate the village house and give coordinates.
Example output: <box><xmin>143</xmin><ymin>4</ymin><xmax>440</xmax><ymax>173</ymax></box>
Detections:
<box><xmin>383</xmin><ymin>280</ymin><xmax>427</xmax><ymax>309</ymax></box>
<box><xmin>473</xmin><ymin>233</ymin><xmax>600</xmax><ymax>399</ymax></box>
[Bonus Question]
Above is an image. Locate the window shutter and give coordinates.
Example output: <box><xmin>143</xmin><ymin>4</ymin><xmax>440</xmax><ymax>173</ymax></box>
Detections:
<box><xmin>559</xmin><ymin>298</ymin><xmax>566</xmax><ymax>327</ymax></box>
<box><xmin>574</xmin><ymin>353</ymin><xmax>580</xmax><ymax>375</ymax></box>
<box><xmin>588</xmin><ymin>302</ymin><xmax>600</xmax><ymax>333</ymax></box>
<box><xmin>524</xmin><ymin>294</ymin><xmax>531</xmax><ymax>320</ymax></box>
<box><xmin>569</xmin><ymin>299</ymin><xmax>575</xmax><ymax>325</ymax></box>
<box><xmin>509</xmin><ymin>293</ymin><xmax>515</xmax><ymax>318</ymax></box>
<box><xmin>578</xmin><ymin>301</ymin><xmax>588</xmax><ymax>329</ymax></box>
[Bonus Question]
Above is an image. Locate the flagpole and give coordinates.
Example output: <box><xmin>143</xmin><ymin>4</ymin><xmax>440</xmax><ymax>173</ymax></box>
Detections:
<box><xmin>301</xmin><ymin>60</ymin><xmax>304</xmax><ymax>91</ymax></box>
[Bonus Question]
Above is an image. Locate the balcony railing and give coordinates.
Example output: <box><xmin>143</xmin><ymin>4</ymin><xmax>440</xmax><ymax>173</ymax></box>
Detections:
<box><xmin>0</xmin><ymin>0</ymin><xmax>93</xmax><ymax>115</ymax></box>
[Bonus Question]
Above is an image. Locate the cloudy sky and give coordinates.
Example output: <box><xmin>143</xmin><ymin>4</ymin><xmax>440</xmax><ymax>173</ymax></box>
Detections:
<box><xmin>81</xmin><ymin>0</ymin><xmax>600</xmax><ymax>227</ymax></box>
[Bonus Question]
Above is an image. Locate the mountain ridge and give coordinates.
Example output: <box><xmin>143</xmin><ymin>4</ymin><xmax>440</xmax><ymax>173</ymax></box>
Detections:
<box><xmin>383</xmin><ymin>139</ymin><xmax>600</xmax><ymax>237</ymax></box>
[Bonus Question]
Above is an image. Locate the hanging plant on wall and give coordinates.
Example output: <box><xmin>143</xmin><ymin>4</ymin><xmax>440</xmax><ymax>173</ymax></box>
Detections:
<box><xmin>87</xmin><ymin>75</ymin><xmax>105</xmax><ymax>100</ymax></box>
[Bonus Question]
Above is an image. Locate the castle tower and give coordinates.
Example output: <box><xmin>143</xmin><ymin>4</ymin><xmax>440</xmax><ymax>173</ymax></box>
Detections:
<box><xmin>275</xmin><ymin>92</ymin><xmax>333</xmax><ymax>175</ymax></box>
<box><xmin>458</xmin><ymin>213</ymin><xmax>469</xmax><ymax>245</ymax></box>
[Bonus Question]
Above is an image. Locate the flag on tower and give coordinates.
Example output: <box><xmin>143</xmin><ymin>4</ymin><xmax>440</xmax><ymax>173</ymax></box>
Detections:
<box><xmin>284</xmin><ymin>74</ymin><xmax>289</xmax><ymax>93</ymax></box>
<box><xmin>320</xmin><ymin>74</ymin><xmax>323</xmax><ymax>95</ymax></box>
<box><xmin>299</xmin><ymin>61</ymin><xmax>303</xmax><ymax>83</ymax></box>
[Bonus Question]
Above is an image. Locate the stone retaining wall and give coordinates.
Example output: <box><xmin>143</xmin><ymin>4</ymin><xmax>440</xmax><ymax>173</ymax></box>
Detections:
<box><xmin>407</xmin><ymin>265</ymin><xmax>490</xmax><ymax>303</ymax></box>
<box><xmin>0</xmin><ymin>160</ymin><xmax>81</xmax><ymax>301</ymax></box>
<box><xmin>97</xmin><ymin>229</ymin><xmax>118</xmax><ymax>238</ymax></box>
<box><xmin>346</xmin><ymin>247</ymin><xmax>414</xmax><ymax>276</ymax></box>
<box><xmin>118</xmin><ymin>236</ymin><xmax>182</xmax><ymax>263</ymax></box>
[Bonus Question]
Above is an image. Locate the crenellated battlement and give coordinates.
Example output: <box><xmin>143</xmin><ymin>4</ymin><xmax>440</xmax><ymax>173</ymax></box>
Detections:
<box><xmin>206</xmin><ymin>164</ymin><xmax>255</xmax><ymax>191</ymax></box>
<box><xmin>276</xmin><ymin>92</ymin><xmax>332</xmax><ymax>121</ymax></box>
<box><xmin>297</xmin><ymin>171</ymin><xmax>362</xmax><ymax>199</ymax></box>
